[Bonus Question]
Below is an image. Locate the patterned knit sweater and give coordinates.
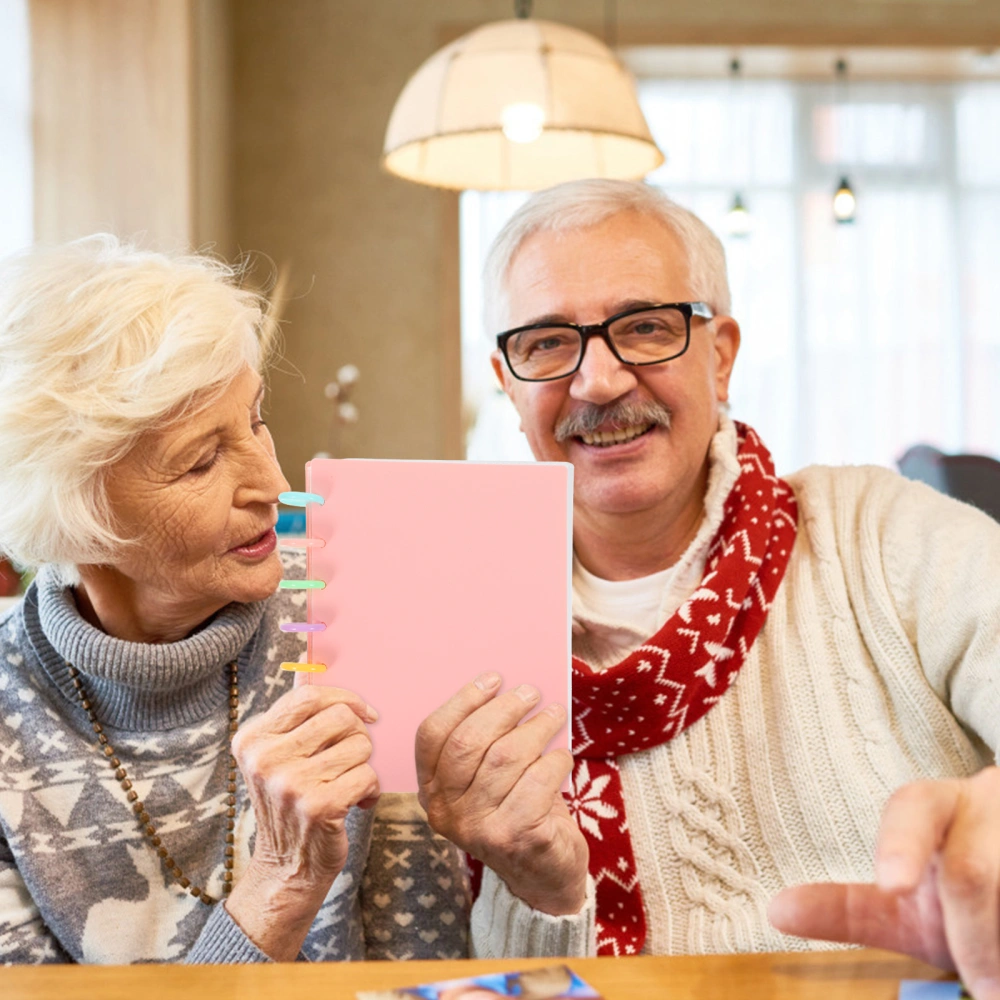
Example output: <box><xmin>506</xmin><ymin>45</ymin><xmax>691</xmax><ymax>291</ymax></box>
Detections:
<box><xmin>556</xmin><ymin>419</ymin><xmax>1000</xmax><ymax>956</ymax></box>
<box><xmin>0</xmin><ymin>547</ymin><xmax>589</xmax><ymax>964</ymax></box>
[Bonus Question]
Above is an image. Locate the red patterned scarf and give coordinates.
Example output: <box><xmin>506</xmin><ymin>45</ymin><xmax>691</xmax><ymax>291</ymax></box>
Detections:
<box><xmin>568</xmin><ymin>422</ymin><xmax>798</xmax><ymax>955</ymax></box>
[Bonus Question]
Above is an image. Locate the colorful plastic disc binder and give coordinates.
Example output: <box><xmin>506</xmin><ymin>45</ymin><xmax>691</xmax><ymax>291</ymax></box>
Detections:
<box><xmin>288</xmin><ymin>459</ymin><xmax>573</xmax><ymax>793</ymax></box>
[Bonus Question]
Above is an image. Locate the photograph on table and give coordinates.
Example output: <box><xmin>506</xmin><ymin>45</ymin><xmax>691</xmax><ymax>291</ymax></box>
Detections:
<box><xmin>357</xmin><ymin>963</ymin><xmax>604</xmax><ymax>999</ymax></box>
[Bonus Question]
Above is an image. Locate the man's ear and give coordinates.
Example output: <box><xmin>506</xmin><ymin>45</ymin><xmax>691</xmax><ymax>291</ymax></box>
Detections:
<box><xmin>712</xmin><ymin>316</ymin><xmax>741</xmax><ymax>404</ymax></box>
<box><xmin>490</xmin><ymin>350</ymin><xmax>527</xmax><ymax>435</ymax></box>
<box><xmin>490</xmin><ymin>350</ymin><xmax>513</xmax><ymax>398</ymax></box>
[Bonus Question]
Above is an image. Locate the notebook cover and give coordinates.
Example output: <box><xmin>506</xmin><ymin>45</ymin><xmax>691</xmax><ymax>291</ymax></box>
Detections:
<box><xmin>301</xmin><ymin>459</ymin><xmax>573</xmax><ymax>793</ymax></box>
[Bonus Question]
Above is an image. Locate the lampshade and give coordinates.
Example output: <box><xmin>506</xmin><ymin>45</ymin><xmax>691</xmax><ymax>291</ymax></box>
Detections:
<box><xmin>382</xmin><ymin>19</ymin><xmax>664</xmax><ymax>191</ymax></box>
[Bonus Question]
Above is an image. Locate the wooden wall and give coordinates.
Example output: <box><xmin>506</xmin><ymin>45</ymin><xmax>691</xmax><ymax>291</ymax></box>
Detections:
<box><xmin>31</xmin><ymin>0</ymin><xmax>232</xmax><ymax>253</ymax></box>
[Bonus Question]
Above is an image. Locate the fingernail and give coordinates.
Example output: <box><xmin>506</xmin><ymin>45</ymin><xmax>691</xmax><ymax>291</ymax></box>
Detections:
<box><xmin>364</xmin><ymin>703</ymin><xmax>379</xmax><ymax>722</ymax></box>
<box><xmin>474</xmin><ymin>672</ymin><xmax>501</xmax><ymax>691</ymax></box>
<box><xmin>544</xmin><ymin>703</ymin><xmax>565</xmax><ymax>720</ymax></box>
<box><xmin>515</xmin><ymin>684</ymin><xmax>539</xmax><ymax>703</ymax></box>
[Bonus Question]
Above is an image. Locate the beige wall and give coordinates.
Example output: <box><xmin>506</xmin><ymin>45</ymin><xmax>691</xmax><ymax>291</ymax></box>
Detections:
<box><xmin>231</xmin><ymin>0</ymin><xmax>1000</xmax><ymax>489</ymax></box>
<box><xmin>32</xmin><ymin>0</ymin><xmax>1000</xmax><ymax>488</ymax></box>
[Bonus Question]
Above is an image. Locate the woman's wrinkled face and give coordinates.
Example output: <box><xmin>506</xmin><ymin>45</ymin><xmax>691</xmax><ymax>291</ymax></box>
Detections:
<box><xmin>101</xmin><ymin>366</ymin><xmax>291</xmax><ymax>615</ymax></box>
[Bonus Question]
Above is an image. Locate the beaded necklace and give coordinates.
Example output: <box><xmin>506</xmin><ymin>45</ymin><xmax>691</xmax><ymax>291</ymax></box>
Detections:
<box><xmin>67</xmin><ymin>661</ymin><xmax>239</xmax><ymax>905</ymax></box>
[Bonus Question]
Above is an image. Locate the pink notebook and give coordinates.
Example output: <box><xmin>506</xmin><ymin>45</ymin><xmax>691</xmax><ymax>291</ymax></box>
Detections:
<box><xmin>299</xmin><ymin>459</ymin><xmax>573</xmax><ymax>793</ymax></box>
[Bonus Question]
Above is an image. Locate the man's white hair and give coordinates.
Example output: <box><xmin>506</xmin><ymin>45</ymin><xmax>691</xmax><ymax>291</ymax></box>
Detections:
<box><xmin>0</xmin><ymin>234</ymin><xmax>278</xmax><ymax>579</ymax></box>
<box><xmin>483</xmin><ymin>179</ymin><xmax>732</xmax><ymax>333</ymax></box>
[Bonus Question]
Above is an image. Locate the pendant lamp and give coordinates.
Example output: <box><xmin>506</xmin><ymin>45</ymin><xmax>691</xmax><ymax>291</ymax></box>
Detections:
<box><xmin>832</xmin><ymin>58</ymin><xmax>857</xmax><ymax>224</ymax></box>
<box><xmin>724</xmin><ymin>57</ymin><xmax>752</xmax><ymax>238</ymax></box>
<box><xmin>382</xmin><ymin>7</ymin><xmax>663</xmax><ymax>191</ymax></box>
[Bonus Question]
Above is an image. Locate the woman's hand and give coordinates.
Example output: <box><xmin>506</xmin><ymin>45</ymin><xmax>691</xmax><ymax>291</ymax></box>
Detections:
<box><xmin>415</xmin><ymin>672</ymin><xmax>589</xmax><ymax>916</ymax></box>
<box><xmin>769</xmin><ymin>768</ymin><xmax>1000</xmax><ymax>1000</ymax></box>
<box><xmin>225</xmin><ymin>684</ymin><xmax>380</xmax><ymax>960</ymax></box>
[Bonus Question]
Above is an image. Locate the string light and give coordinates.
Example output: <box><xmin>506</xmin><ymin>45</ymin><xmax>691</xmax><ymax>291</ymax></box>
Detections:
<box><xmin>833</xmin><ymin>176</ymin><xmax>857</xmax><ymax>224</ymax></box>
<box><xmin>726</xmin><ymin>192</ymin><xmax>753</xmax><ymax>237</ymax></box>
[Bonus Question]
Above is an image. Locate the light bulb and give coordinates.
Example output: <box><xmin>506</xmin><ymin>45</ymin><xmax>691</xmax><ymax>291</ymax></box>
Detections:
<box><xmin>726</xmin><ymin>193</ymin><xmax>752</xmax><ymax>238</ymax></box>
<box><xmin>833</xmin><ymin>176</ymin><xmax>856</xmax><ymax>223</ymax></box>
<box><xmin>501</xmin><ymin>102</ymin><xmax>545</xmax><ymax>144</ymax></box>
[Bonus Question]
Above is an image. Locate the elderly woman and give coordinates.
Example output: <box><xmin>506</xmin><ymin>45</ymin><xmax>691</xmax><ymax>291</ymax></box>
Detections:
<box><xmin>0</xmin><ymin>236</ymin><xmax>483</xmax><ymax>964</ymax></box>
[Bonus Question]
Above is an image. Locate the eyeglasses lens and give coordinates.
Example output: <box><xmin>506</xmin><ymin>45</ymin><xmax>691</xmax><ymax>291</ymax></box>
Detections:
<box><xmin>506</xmin><ymin>307</ymin><xmax>689</xmax><ymax>380</ymax></box>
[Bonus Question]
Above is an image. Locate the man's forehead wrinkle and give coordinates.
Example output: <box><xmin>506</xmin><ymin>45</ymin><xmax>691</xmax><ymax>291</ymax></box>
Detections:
<box><xmin>508</xmin><ymin>223</ymin><xmax>694</xmax><ymax>328</ymax></box>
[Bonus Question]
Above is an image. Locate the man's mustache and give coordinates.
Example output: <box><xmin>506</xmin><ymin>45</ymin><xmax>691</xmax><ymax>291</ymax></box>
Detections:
<box><xmin>554</xmin><ymin>398</ymin><xmax>673</xmax><ymax>442</ymax></box>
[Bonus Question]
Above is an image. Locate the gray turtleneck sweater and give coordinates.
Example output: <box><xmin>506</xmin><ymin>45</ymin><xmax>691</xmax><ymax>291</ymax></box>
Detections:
<box><xmin>0</xmin><ymin>548</ymin><xmax>472</xmax><ymax>964</ymax></box>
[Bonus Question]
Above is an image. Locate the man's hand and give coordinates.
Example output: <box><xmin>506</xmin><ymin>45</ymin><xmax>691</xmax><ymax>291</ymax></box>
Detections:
<box><xmin>415</xmin><ymin>672</ymin><xmax>589</xmax><ymax>916</ymax></box>
<box><xmin>768</xmin><ymin>768</ymin><xmax>1000</xmax><ymax>1000</ymax></box>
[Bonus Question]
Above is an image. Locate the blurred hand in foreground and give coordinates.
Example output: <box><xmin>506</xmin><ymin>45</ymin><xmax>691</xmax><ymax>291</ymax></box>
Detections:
<box><xmin>769</xmin><ymin>768</ymin><xmax>1000</xmax><ymax>1000</ymax></box>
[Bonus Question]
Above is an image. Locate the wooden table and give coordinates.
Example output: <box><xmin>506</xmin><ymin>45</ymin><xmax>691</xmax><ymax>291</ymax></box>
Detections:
<box><xmin>2</xmin><ymin>949</ymin><xmax>953</xmax><ymax>999</ymax></box>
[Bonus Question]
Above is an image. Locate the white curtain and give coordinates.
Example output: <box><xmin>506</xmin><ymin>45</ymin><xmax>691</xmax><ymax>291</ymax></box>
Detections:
<box><xmin>461</xmin><ymin>76</ymin><xmax>1000</xmax><ymax>474</ymax></box>
<box><xmin>0</xmin><ymin>0</ymin><xmax>32</xmax><ymax>258</ymax></box>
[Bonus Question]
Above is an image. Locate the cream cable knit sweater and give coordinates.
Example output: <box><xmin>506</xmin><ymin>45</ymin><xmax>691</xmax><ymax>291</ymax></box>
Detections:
<box><xmin>476</xmin><ymin>418</ymin><xmax>1000</xmax><ymax>957</ymax></box>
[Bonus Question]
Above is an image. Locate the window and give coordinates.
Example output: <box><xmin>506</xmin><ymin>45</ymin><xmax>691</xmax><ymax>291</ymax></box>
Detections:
<box><xmin>461</xmin><ymin>56</ymin><xmax>1000</xmax><ymax>474</ymax></box>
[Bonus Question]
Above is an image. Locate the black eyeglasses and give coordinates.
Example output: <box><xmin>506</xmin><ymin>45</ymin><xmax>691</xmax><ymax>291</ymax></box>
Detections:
<box><xmin>496</xmin><ymin>301</ymin><xmax>714</xmax><ymax>382</ymax></box>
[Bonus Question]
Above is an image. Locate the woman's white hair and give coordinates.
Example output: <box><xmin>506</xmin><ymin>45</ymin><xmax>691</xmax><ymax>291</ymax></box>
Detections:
<box><xmin>483</xmin><ymin>179</ymin><xmax>732</xmax><ymax>333</ymax></box>
<box><xmin>0</xmin><ymin>234</ymin><xmax>279</xmax><ymax>579</ymax></box>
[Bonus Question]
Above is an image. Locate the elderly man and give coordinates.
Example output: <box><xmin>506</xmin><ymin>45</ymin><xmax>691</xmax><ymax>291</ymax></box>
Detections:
<box><xmin>416</xmin><ymin>180</ymin><xmax>1000</xmax><ymax>996</ymax></box>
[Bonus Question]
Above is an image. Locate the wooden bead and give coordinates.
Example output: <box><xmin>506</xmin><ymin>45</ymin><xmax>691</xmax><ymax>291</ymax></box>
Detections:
<box><xmin>68</xmin><ymin>659</ymin><xmax>241</xmax><ymax>911</ymax></box>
